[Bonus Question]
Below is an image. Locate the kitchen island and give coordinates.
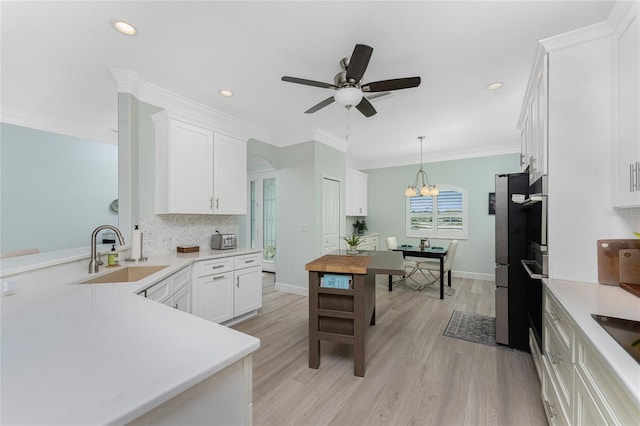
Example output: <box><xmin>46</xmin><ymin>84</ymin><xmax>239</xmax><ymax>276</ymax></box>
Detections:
<box><xmin>305</xmin><ymin>250</ymin><xmax>404</xmax><ymax>377</ymax></box>
<box><xmin>1</xmin><ymin>249</ymin><xmax>261</xmax><ymax>425</ymax></box>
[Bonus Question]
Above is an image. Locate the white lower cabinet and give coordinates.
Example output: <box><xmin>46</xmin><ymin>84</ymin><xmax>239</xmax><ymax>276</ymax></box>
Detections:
<box><xmin>196</xmin><ymin>257</ymin><xmax>235</xmax><ymax>323</ymax></box>
<box><xmin>139</xmin><ymin>266</ymin><xmax>192</xmax><ymax>314</ymax></box>
<box><xmin>234</xmin><ymin>263</ymin><xmax>261</xmax><ymax>317</ymax></box>
<box><xmin>357</xmin><ymin>234</ymin><xmax>379</xmax><ymax>251</ymax></box>
<box><xmin>166</xmin><ymin>282</ymin><xmax>192</xmax><ymax>313</ymax></box>
<box><xmin>540</xmin><ymin>285</ymin><xmax>640</xmax><ymax>426</ymax></box>
<box><xmin>195</xmin><ymin>252</ymin><xmax>262</xmax><ymax>324</ymax></box>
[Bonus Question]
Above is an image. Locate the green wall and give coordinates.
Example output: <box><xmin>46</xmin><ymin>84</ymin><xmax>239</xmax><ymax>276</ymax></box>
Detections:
<box><xmin>365</xmin><ymin>153</ymin><xmax>520</xmax><ymax>278</ymax></box>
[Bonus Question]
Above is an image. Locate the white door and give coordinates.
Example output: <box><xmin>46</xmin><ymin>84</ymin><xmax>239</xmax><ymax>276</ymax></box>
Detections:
<box><xmin>321</xmin><ymin>177</ymin><xmax>341</xmax><ymax>254</ymax></box>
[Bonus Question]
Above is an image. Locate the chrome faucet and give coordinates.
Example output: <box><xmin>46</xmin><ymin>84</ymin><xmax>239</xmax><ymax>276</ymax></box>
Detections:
<box><xmin>89</xmin><ymin>225</ymin><xmax>125</xmax><ymax>274</ymax></box>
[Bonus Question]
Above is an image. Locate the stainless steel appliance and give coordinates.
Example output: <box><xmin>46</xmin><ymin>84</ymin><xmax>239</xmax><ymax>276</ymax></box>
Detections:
<box><xmin>520</xmin><ymin>175</ymin><xmax>548</xmax><ymax>350</ymax></box>
<box><xmin>211</xmin><ymin>232</ymin><xmax>237</xmax><ymax>250</ymax></box>
<box><xmin>495</xmin><ymin>173</ymin><xmax>530</xmax><ymax>350</ymax></box>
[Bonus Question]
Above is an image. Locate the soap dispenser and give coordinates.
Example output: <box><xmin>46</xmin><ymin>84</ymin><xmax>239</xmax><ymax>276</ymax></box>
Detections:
<box><xmin>107</xmin><ymin>244</ymin><xmax>119</xmax><ymax>267</ymax></box>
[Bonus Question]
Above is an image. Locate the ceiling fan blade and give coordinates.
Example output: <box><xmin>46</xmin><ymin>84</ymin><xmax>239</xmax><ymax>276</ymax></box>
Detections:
<box><xmin>305</xmin><ymin>97</ymin><xmax>335</xmax><ymax>114</ymax></box>
<box><xmin>345</xmin><ymin>44</ymin><xmax>373</xmax><ymax>83</ymax></box>
<box><xmin>355</xmin><ymin>97</ymin><xmax>377</xmax><ymax>118</ymax></box>
<box><xmin>362</xmin><ymin>77</ymin><xmax>421</xmax><ymax>93</ymax></box>
<box><xmin>282</xmin><ymin>76</ymin><xmax>337</xmax><ymax>89</ymax></box>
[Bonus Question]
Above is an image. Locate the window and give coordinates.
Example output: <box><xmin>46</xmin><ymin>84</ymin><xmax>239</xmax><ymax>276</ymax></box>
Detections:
<box><xmin>405</xmin><ymin>185</ymin><xmax>468</xmax><ymax>239</ymax></box>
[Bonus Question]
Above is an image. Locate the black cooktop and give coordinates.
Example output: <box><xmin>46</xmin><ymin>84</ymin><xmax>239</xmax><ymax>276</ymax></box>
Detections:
<box><xmin>591</xmin><ymin>314</ymin><xmax>640</xmax><ymax>364</ymax></box>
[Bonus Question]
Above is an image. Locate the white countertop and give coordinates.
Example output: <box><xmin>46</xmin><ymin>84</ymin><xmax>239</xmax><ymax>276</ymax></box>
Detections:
<box><xmin>544</xmin><ymin>278</ymin><xmax>640</xmax><ymax>406</ymax></box>
<box><xmin>1</xmin><ymin>248</ymin><xmax>261</xmax><ymax>425</ymax></box>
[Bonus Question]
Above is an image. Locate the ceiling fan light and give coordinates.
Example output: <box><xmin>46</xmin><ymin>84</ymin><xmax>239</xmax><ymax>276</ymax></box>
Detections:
<box><xmin>334</xmin><ymin>87</ymin><xmax>363</xmax><ymax>107</ymax></box>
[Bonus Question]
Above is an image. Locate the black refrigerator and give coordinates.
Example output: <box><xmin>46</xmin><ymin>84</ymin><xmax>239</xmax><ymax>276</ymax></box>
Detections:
<box><xmin>494</xmin><ymin>173</ymin><xmax>529</xmax><ymax>351</ymax></box>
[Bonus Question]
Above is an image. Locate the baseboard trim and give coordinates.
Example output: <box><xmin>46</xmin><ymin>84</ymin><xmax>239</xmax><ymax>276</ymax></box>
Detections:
<box><xmin>275</xmin><ymin>281</ymin><xmax>308</xmax><ymax>297</ymax></box>
<box><xmin>452</xmin><ymin>270</ymin><xmax>494</xmax><ymax>282</ymax></box>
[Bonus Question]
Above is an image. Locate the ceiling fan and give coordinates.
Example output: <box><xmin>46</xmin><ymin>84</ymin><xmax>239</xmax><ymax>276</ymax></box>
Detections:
<box><xmin>282</xmin><ymin>44</ymin><xmax>421</xmax><ymax>118</ymax></box>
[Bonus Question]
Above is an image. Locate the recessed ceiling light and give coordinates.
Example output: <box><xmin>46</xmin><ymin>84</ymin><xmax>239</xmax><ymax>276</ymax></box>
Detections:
<box><xmin>111</xmin><ymin>19</ymin><xmax>137</xmax><ymax>36</ymax></box>
<box><xmin>486</xmin><ymin>81</ymin><xmax>503</xmax><ymax>90</ymax></box>
<box><xmin>219</xmin><ymin>89</ymin><xmax>234</xmax><ymax>97</ymax></box>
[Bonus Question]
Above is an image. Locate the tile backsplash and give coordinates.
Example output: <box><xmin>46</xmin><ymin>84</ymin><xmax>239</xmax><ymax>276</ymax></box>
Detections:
<box><xmin>139</xmin><ymin>214</ymin><xmax>239</xmax><ymax>255</ymax></box>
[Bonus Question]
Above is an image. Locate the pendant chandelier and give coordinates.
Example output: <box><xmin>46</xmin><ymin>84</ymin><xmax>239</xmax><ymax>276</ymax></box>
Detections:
<box><xmin>404</xmin><ymin>136</ymin><xmax>439</xmax><ymax>197</ymax></box>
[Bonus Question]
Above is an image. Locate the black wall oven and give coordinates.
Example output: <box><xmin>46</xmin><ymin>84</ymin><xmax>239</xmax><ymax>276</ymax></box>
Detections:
<box><xmin>520</xmin><ymin>175</ymin><xmax>547</xmax><ymax>350</ymax></box>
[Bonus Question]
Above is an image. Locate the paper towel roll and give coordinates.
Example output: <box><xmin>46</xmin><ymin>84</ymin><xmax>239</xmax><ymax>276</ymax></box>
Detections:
<box><xmin>131</xmin><ymin>226</ymin><xmax>142</xmax><ymax>260</ymax></box>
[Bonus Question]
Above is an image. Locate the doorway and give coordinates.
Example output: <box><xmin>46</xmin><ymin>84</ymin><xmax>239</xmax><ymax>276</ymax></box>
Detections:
<box><xmin>321</xmin><ymin>177</ymin><xmax>341</xmax><ymax>254</ymax></box>
<box><xmin>249</xmin><ymin>172</ymin><xmax>276</xmax><ymax>272</ymax></box>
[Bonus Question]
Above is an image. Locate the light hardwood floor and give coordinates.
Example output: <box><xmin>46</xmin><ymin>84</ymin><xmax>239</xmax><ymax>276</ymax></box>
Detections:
<box><xmin>232</xmin><ymin>273</ymin><xmax>547</xmax><ymax>426</ymax></box>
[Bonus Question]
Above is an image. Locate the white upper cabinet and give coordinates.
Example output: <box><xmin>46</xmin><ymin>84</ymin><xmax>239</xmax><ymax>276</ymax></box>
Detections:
<box><xmin>612</xmin><ymin>1</ymin><xmax>640</xmax><ymax>208</ymax></box>
<box><xmin>152</xmin><ymin>111</ymin><xmax>248</xmax><ymax>215</ymax></box>
<box><xmin>519</xmin><ymin>48</ymin><xmax>548</xmax><ymax>184</ymax></box>
<box><xmin>346</xmin><ymin>168</ymin><xmax>368</xmax><ymax>216</ymax></box>
<box><xmin>213</xmin><ymin>134</ymin><xmax>247</xmax><ymax>214</ymax></box>
<box><xmin>153</xmin><ymin>113</ymin><xmax>214</xmax><ymax>214</ymax></box>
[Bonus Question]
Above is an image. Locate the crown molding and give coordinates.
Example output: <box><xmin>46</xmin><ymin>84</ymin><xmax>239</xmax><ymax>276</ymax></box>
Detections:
<box><xmin>277</xmin><ymin>127</ymin><xmax>350</xmax><ymax>153</ymax></box>
<box><xmin>357</xmin><ymin>142</ymin><xmax>520</xmax><ymax>171</ymax></box>
<box><xmin>539</xmin><ymin>21</ymin><xmax>612</xmax><ymax>52</ymax></box>
<box><xmin>0</xmin><ymin>107</ymin><xmax>117</xmax><ymax>144</ymax></box>
<box><xmin>109</xmin><ymin>68</ymin><xmax>272</xmax><ymax>143</ymax></box>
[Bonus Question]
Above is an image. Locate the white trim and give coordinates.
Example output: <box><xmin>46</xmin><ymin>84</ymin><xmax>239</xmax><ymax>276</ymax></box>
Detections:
<box><xmin>452</xmin><ymin>270</ymin><xmax>495</xmax><ymax>282</ymax></box>
<box><xmin>274</xmin><ymin>281</ymin><xmax>308</xmax><ymax>296</ymax></box>
<box><xmin>278</xmin><ymin>127</ymin><xmax>350</xmax><ymax>152</ymax></box>
<box><xmin>539</xmin><ymin>21</ymin><xmax>613</xmax><ymax>52</ymax></box>
<box><xmin>109</xmin><ymin>68</ymin><xmax>271</xmax><ymax>144</ymax></box>
<box><xmin>358</xmin><ymin>142</ymin><xmax>519</xmax><ymax>171</ymax></box>
<box><xmin>0</xmin><ymin>107</ymin><xmax>117</xmax><ymax>145</ymax></box>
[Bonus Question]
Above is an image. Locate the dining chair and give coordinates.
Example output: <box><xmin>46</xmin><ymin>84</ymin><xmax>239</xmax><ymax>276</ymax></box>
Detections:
<box><xmin>421</xmin><ymin>239</ymin><xmax>459</xmax><ymax>288</ymax></box>
<box><xmin>386</xmin><ymin>237</ymin><xmax>434</xmax><ymax>290</ymax></box>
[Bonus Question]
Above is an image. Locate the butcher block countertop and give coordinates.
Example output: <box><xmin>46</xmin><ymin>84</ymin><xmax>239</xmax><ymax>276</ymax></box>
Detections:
<box><xmin>305</xmin><ymin>250</ymin><xmax>404</xmax><ymax>276</ymax></box>
<box><xmin>305</xmin><ymin>254</ymin><xmax>372</xmax><ymax>274</ymax></box>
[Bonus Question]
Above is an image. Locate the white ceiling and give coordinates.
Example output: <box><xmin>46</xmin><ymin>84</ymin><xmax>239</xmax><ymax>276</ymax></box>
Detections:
<box><xmin>1</xmin><ymin>1</ymin><xmax>616</xmax><ymax>169</ymax></box>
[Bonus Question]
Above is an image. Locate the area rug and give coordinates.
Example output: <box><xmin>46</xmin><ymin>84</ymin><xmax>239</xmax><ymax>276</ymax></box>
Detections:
<box><xmin>443</xmin><ymin>310</ymin><xmax>496</xmax><ymax>346</ymax></box>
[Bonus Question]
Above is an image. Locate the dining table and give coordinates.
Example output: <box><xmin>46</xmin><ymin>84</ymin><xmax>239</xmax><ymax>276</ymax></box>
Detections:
<box><xmin>391</xmin><ymin>245</ymin><xmax>449</xmax><ymax>299</ymax></box>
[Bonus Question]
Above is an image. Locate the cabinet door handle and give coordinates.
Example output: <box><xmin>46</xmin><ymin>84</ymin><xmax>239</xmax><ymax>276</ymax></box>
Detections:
<box><xmin>210</xmin><ymin>197</ymin><xmax>213</xmax><ymax>209</ymax></box>
<box><xmin>548</xmin><ymin>351</ymin><xmax>563</xmax><ymax>365</ymax></box>
<box><xmin>216</xmin><ymin>198</ymin><xmax>219</xmax><ymax>210</ymax></box>
<box><xmin>211</xmin><ymin>264</ymin><xmax>224</xmax><ymax>269</ymax></box>
<box><xmin>213</xmin><ymin>275</ymin><xmax>226</xmax><ymax>281</ymax></box>
<box><xmin>244</xmin><ymin>259</ymin><xmax>255</xmax><ymax>264</ymax></box>
<box><xmin>550</xmin><ymin>312</ymin><xmax>561</xmax><ymax>322</ymax></box>
<box><xmin>236</xmin><ymin>277</ymin><xmax>240</xmax><ymax>287</ymax></box>
<box><xmin>543</xmin><ymin>400</ymin><xmax>556</xmax><ymax>418</ymax></box>
<box><xmin>174</xmin><ymin>303</ymin><xmax>179</xmax><ymax>309</ymax></box>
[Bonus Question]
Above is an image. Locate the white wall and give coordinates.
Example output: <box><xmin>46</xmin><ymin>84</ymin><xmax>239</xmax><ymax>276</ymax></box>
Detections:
<box><xmin>547</xmin><ymin>36</ymin><xmax>639</xmax><ymax>283</ymax></box>
<box><xmin>366</xmin><ymin>153</ymin><xmax>521</xmax><ymax>279</ymax></box>
<box><xmin>0</xmin><ymin>123</ymin><xmax>117</xmax><ymax>253</ymax></box>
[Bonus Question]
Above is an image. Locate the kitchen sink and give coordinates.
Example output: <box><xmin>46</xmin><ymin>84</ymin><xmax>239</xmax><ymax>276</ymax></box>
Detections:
<box><xmin>80</xmin><ymin>265</ymin><xmax>168</xmax><ymax>284</ymax></box>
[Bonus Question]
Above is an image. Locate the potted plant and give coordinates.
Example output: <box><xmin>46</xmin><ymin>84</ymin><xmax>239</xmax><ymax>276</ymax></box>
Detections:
<box><xmin>353</xmin><ymin>218</ymin><xmax>368</xmax><ymax>235</ymax></box>
<box><xmin>342</xmin><ymin>234</ymin><xmax>362</xmax><ymax>254</ymax></box>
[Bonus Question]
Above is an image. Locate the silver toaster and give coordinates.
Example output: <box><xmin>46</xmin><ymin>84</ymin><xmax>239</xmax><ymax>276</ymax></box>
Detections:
<box><xmin>211</xmin><ymin>232</ymin><xmax>237</xmax><ymax>250</ymax></box>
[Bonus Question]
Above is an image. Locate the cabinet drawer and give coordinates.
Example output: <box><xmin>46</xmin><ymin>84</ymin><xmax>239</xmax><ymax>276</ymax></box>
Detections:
<box><xmin>544</xmin><ymin>319</ymin><xmax>573</xmax><ymax>412</ymax></box>
<box><xmin>234</xmin><ymin>252</ymin><xmax>261</xmax><ymax>270</ymax></box>
<box><xmin>198</xmin><ymin>257</ymin><xmax>234</xmax><ymax>276</ymax></box>
<box><xmin>542</xmin><ymin>355</ymin><xmax>571</xmax><ymax>426</ymax></box>
<box><xmin>544</xmin><ymin>289</ymin><xmax>573</xmax><ymax>352</ymax></box>
<box><xmin>171</xmin><ymin>266</ymin><xmax>190</xmax><ymax>291</ymax></box>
